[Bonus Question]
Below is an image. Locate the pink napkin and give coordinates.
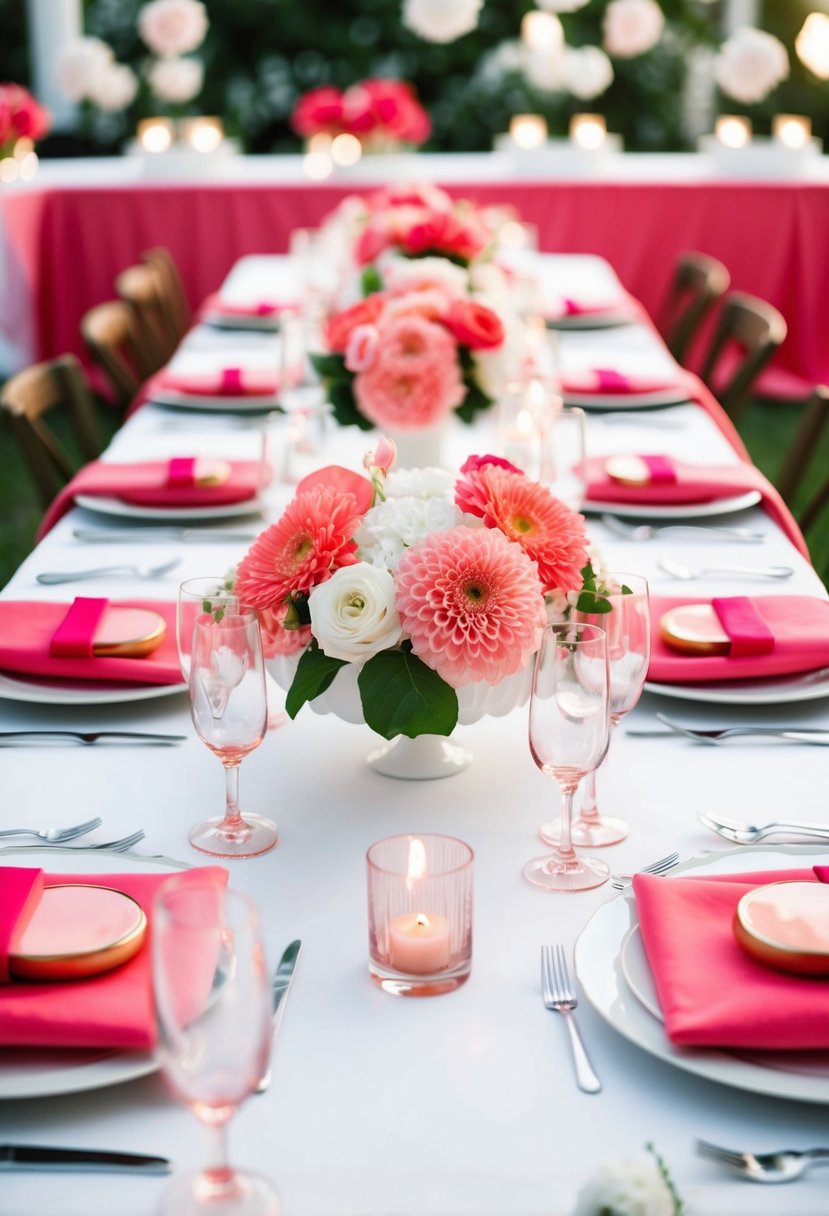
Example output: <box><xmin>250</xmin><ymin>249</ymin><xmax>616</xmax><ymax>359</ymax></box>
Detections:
<box><xmin>634</xmin><ymin>868</ymin><xmax>829</xmax><ymax>1049</ymax></box>
<box><xmin>37</xmin><ymin>457</ymin><xmax>263</xmax><ymax>539</ymax></box>
<box><xmin>0</xmin><ymin>866</ymin><xmax>226</xmax><ymax>1050</ymax></box>
<box><xmin>648</xmin><ymin>594</ymin><xmax>829</xmax><ymax>683</ymax></box>
<box><xmin>0</xmin><ymin>869</ymin><xmax>44</xmax><ymax>983</ymax></box>
<box><xmin>562</xmin><ymin>368</ymin><xmax>690</xmax><ymax>396</ymax></box>
<box><xmin>0</xmin><ymin>599</ymin><xmax>183</xmax><ymax>685</ymax></box>
<box><xmin>543</xmin><ymin>298</ymin><xmax>632</xmax><ymax>322</ymax></box>
<box><xmin>199</xmin><ymin>291</ymin><xmax>293</xmax><ymax>319</ymax></box>
<box><xmin>156</xmin><ymin>367</ymin><xmax>279</xmax><ymax>398</ymax></box>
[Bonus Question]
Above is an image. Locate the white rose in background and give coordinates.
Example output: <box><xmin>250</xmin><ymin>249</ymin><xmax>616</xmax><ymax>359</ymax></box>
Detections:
<box><xmin>603</xmin><ymin>0</ymin><xmax>665</xmax><ymax>58</ymax></box>
<box><xmin>139</xmin><ymin>0</ymin><xmax>209</xmax><ymax>57</ymax></box>
<box><xmin>54</xmin><ymin>37</ymin><xmax>114</xmax><ymax>102</ymax></box>
<box><xmin>402</xmin><ymin>0</ymin><xmax>483</xmax><ymax>44</ymax></box>
<box><xmin>563</xmin><ymin>46</ymin><xmax>615</xmax><ymax>99</ymax></box>
<box><xmin>471</xmin><ymin>306</ymin><xmax>527</xmax><ymax>401</ymax></box>
<box><xmin>715</xmin><ymin>26</ymin><xmax>789</xmax><ymax>104</ymax></box>
<box><xmin>796</xmin><ymin>13</ymin><xmax>829</xmax><ymax>80</ymax></box>
<box><xmin>146</xmin><ymin>56</ymin><xmax>204</xmax><ymax>104</ymax></box>
<box><xmin>308</xmin><ymin>564</ymin><xmax>403</xmax><ymax>663</ymax></box>
<box><xmin>525</xmin><ymin>45</ymin><xmax>568</xmax><ymax>92</ymax></box>
<box><xmin>572</xmin><ymin>1156</ymin><xmax>677</xmax><ymax>1216</ymax></box>
<box><xmin>87</xmin><ymin>63</ymin><xmax>139</xmax><ymax>111</ymax></box>
<box><xmin>536</xmin><ymin>0</ymin><xmax>590</xmax><ymax>11</ymax></box>
<box><xmin>355</xmin><ymin>496</ymin><xmax>462</xmax><ymax>571</ymax></box>
<box><xmin>379</xmin><ymin>253</ymin><xmax>470</xmax><ymax>298</ymax></box>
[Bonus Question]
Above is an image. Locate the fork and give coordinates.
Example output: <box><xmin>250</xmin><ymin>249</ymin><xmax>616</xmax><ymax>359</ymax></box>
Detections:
<box><xmin>698</xmin><ymin>812</ymin><xmax>829</xmax><ymax>844</ymax></box>
<box><xmin>36</xmin><ymin>559</ymin><xmax>181</xmax><ymax>585</ymax></box>
<box><xmin>696</xmin><ymin>1138</ymin><xmax>829</xmax><ymax>1183</ymax></box>
<box><xmin>0</xmin><ymin>816</ymin><xmax>102</xmax><ymax>843</ymax></box>
<box><xmin>610</xmin><ymin>851</ymin><xmax>680</xmax><ymax>890</ymax></box>
<box><xmin>652</xmin><ymin>714</ymin><xmax>829</xmax><ymax>746</ymax></box>
<box><xmin>0</xmin><ymin>830</ymin><xmax>146</xmax><ymax>853</ymax></box>
<box><xmin>540</xmin><ymin>945</ymin><xmax>601</xmax><ymax>1094</ymax></box>
<box><xmin>599</xmin><ymin>514</ymin><xmax>765</xmax><ymax>543</ymax></box>
<box><xmin>657</xmin><ymin>557</ymin><xmax>794</xmax><ymax>581</ymax></box>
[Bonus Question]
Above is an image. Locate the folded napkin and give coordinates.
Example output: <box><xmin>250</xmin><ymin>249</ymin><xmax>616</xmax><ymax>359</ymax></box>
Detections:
<box><xmin>562</xmin><ymin>368</ymin><xmax>690</xmax><ymax>396</ymax></box>
<box><xmin>156</xmin><ymin>366</ymin><xmax>279</xmax><ymax>398</ymax></box>
<box><xmin>199</xmin><ymin>291</ymin><xmax>293</xmax><ymax>320</ymax></box>
<box><xmin>634</xmin><ymin>867</ymin><xmax>829</xmax><ymax>1049</ymax></box>
<box><xmin>0</xmin><ymin>866</ymin><xmax>226</xmax><ymax>1050</ymax></box>
<box><xmin>647</xmin><ymin>594</ymin><xmax>829</xmax><ymax>683</ymax></box>
<box><xmin>0</xmin><ymin>869</ymin><xmax>44</xmax><ymax>983</ymax></box>
<box><xmin>0</xmin><ymin>599</ymin><xmax>183</xmax><ymax>685</ymax></box>
<box><xmin>37</xmin><ymin>457</ymin><xmax>263</xmax><ymax>539</ymax></box>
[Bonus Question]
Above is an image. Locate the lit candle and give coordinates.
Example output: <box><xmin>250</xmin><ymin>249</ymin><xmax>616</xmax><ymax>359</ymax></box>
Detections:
<box><xmin>137</xmin><ymin>117</ymin><xmax>174</xmax><ymax>154</ymax></box>
<box><xmin>569</xmin><ymin>114</ymin><xmax>607</xmax><ymax>151</ymax></box>
<box><xmin>330</xmin><ymin>132</ymin><xmax>363</xmax><ymax>166</ymax></box>
<box><xmin>715</xmin><ymin>115</ymin><xmax>752</xmax><ymax>149</ymax></box>
<box><xmin>520</xmin><ymin>10</ymin><xmax>563</xmax><ymax>53</ymax></box>
<box><xmin>796</xmin><ymin>13</ymin><xmax>829</xmax><ymax>80</ymax></box>
<box><xmin>510</xmin><ymin>114</ymin><xmax>548</xmax><ymax>151</ymax></box>
<box><xmin>772</xmin><ymin>114</ymin><xmax>812</xmax><ymax>150</ymax></box>
<box><xmin>178</xmin><ymin>116</ymin><xmax>224</xmax><ymax>153</ymax></box>
<box><xmin>387</xmin><ymin>912</ymin><xmax>451</xmax><ymax>974</ymax></box>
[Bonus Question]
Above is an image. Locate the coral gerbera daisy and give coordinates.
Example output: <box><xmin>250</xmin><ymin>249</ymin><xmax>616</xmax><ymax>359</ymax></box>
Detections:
<box><xmin>395</xmin><ymin>525</ymin><xmax>546</xmax><ymax>688</ymax></box>
<box><xmin>235</xmin><ymin>485</ymin><xmax>363</xmax><ymax>611</ymax></box>
<box><xmin>455</xmin><ymin>464</ymin><xmax>588</xmax><ymax>595</ymax></box>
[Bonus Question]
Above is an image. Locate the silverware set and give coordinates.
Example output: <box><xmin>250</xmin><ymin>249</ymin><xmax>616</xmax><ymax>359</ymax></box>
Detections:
<box><xmin>36</xmin><ymin>559</ymin><xmax>181</xmax><ymax>585</ymax></box>
<box><xmin>656</xmin><ymin>556</ymin><xmax>794</xmax><ymax>581</ymax></box>
<box><xmin>696</xmin><ymin>1138</ymin><xmax>829</xmax><ymax>1183</ymax></box>
<box><xmin>699</xmin><ymin>812</ymin><xmax>829</xmax><ymax>844</ymax></box>
<box><xmin>599</xmin><ymin>513</ymin><xmax>766</xmax><ymax>543</ymax></box>
<box><xmin>626</xmin><ymin>714</ymin><xmax>829</xmax><ymax>746</ymax></box>
<box><xmin>0</xmin><ymin>818</ymin><xmax>145</xmax><ymax>852</ymax></box>
<box><xmin>72</xmin><ymin>527</ymin><xmax>259</xmax><ymax>544</ymax></box>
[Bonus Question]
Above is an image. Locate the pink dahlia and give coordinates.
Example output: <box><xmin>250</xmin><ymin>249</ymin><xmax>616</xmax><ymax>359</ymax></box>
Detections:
<box><xmin>235</xmin><ymin>485</ymin><xmax>363</xmax><ymax>610</ymax></box>
<box><xmin>395</xmin><ymin>525</ymin><xmax>546</xmax><ymax>688</ymax></box>
<box><xmin>455</xmin><ymin>464</ymin><xmax>588</xmax><ymax>595</ymax></box>
<box><xmin>353</xmin><ymin>313</ymin><xmax>465</xmax><ymax>431</ymax></box>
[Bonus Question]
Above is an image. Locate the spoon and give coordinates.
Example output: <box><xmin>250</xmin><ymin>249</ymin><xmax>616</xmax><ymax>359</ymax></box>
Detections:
<box><xmin>36</xmin><ymin>558</ymin><xmax>181</xmax><ymax>585</ymax></box>
<box><xmin>696</xmin><ymin>1139</ymin><xmax>829</xmax><ymax>1183</ymax></box>
<box><xmin>657</xmin><ymin>557</ymin><xmax>794</xmax><ymax>580</ymax></box>
<box><xmin>697</xmin><ymin>812</ymin><xmax>829</xmax><ymax>844</ymax></box>
<box><xmin>599</xmin><ymin>514</ymin><xmax>765</xmax><ymax>543</ymax></box>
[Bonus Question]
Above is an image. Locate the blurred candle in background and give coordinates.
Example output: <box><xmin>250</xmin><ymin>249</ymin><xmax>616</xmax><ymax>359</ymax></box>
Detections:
<box><xmin>137</xmin><ymin>117</ymin><xmax>174</xmax><ymax>153</ymax></box>
<box><xmin>569</xmin><ymin>114</ymin><xmax>607</xmax><ymax>150</ymax></box>
<box><xmin>179</xmin><ymin>116</ymin><xmax>224</xmax><ymax>152</ymax></box>
<box><xmin>772</xmin><ymin>114</ymin><xmax>812</xmax><ymax>150</ymax></box>
<box><xmin>509</xmin><ymin>114</ymin><xmax>548</xmax><ymax>150</ymax></box>
<box><xmin>715</xmin><ymin>115</ymin><xmax>752</xmax><ymax>149</ymax></box>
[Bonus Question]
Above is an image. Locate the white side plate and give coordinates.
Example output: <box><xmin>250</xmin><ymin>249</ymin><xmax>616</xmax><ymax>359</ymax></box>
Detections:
<box><xmin>75</xmin><ymin>495</ymin><xmax>264</xmax><ymax>522</ymax></box>
<box><xmin>0</xmin><ymin>670</ymin><xmax>186</xmax><ymax>706</ymax></box>
<box><xmin>585</xmin><ymin>490</ymin><xmax>761</xmax><ymax>519</ymax></box>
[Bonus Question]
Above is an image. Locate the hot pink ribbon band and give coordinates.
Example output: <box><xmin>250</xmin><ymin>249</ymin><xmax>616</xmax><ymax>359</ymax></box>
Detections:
<box><xmin>814</xmin><ymin>867</ymin><xmax>829</xmax><ymax>883</ymax></box>
<box><xmin>594</xmin><ymin>368</ymin><xmax>630</xmax><ymax>392</ymax></box>
<box><xmin>0</xmin><ymin>869</ymin><xmax>44</xmax><ymax>983</ymax></box>
<box><xmin>167</xmin><ymin>457</ymin><xmax>198</xmax><ymax>488</ymax></box>
<box><xmin>49</xmin><ymin>597</ymin><xmax>109</xmax><ymax>659</ymax></box>
<box><xmin>562</xmin><ymin>298</ymin><xmax>581</xmax><ymax>316</ymax></box>
<box><xmin>641</xmin><ymin>454</ymin><xmax>677</xmax><ymax>484</ymax></box>
<box><xmin>255</xmin><ymin>302</ymin><xmax>279</xmax><ymax>316</ymax></box>
<box><xmin>220</xmin><ymin>367</ymin><xmax>244</xmax><ymax>392</ymax></box>
<box><xmin>712</xmin><ymin>596</ymin><xmax>775</xmax><ymax>657</ymax></box>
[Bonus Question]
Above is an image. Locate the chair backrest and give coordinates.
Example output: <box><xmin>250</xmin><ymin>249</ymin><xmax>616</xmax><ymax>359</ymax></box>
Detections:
<box><xmin>141</xmin><ymin>246</ymin><xmax>191</xmax><ymax>343</ymax></box>
<box><xmin>661</xmin><ymin>251</ymin><xmax>730</xmax><ymax>365</ymax></box>
<box><xmin>80</xmin><ymin>299</ymin><xmax>148</xmax><ymax>408</ymax></box>
<box><xmin>115</xmin><ymin>263</ymin><xmax>175</xmax><ymax>369</ymax></box>
<box><xmin>699</xmin><ymin>291</ymin><xmax>788</xmax><ymax>424</ymax></box>
<box><xmin>776</xmin><ymin>384</ymin><xmax>829</xmax><ymax>507</ymax></box>
<box><xmin>0</xmin><ymin>355</ymin><xmax>101</xmax><ymax>508</ymax></box>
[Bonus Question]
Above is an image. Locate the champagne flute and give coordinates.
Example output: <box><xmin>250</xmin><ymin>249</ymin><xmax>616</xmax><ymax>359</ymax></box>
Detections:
<box><xmin>525</xmin><ymin>622</ymin><xmax>611</xmax><ymax>892</ymax></box>
<box><xmin>177</xmin><ymin>576</ymin><xmax>239</xmax><ymax>682</ymax></box>
<box><xmin>539</xmin><ymin>573</ymin><xmax>650</xmax><ymax>848</ymax></box>
<box><xmin>188</xmin><ymin>607</ymin><xmax>277</xmax><ymax>857</ymax></box>
<box><xmin>153</xmin><ymin>879</ymin><xmax>280</xmax><ymax>1216</ymax></box>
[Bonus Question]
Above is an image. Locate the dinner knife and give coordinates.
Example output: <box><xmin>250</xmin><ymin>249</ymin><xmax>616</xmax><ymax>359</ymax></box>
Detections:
<box><xmin>257</xmin><ymin>938</ymin><xmax>302</xmax><ymax>1093</ymax></box>
<box><xmin>0</xmin><ymin>1144</ymin><xmax>172</xmax><ymax>1174</ymax></box>
<box><xmin>72</xmin><ymin>528</ymin><xmax>259</xmax><ymax>544</ymax></box>
<box><xmin>0</xmin><ymin>732</ymin><xmax>188</xmax><ymax>745</ymax></box>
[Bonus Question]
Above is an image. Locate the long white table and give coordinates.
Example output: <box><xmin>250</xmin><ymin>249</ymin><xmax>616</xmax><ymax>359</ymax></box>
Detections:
<box><xmin>1</xmin><ymin>256</ymin><xmax>828</xmax><ymax>1216</ymax></box>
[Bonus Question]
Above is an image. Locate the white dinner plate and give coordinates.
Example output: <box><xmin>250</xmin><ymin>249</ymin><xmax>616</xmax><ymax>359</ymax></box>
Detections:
<box><xmin>148</xmin><ymin>388</ymin><xmax>280</xmax><ymax>413</ymax></box>
<box><xmin>201</xmin><ymin>310</ymin><xmax>281</xmax><ymax>333</ymax></box>
<box><xmin>546</xmin><ymin>310</ymin><xmax>635</xmax><ymax>331</ymax></box>
<box><xmin>563</xmin><ymin>388</ymin><xmax>692</xmax><ymax>409</ymax></box>
<box><xmin>0</xmin><ymin>847</ymin><xmax>189</xmax><ymax>1100</ymax></box>
<box><xmin>0</xmin><ymin>668</ymin><xmax>186</xmax><ymax>705</ymax></box>
<box><xmin>75</xmin><ymin>494</ymin><xmax>265</xmax><ymax>522</ymax></box>
<box><xmin>584</xmin><ymin>489</ymin><xmax>761</xmax><ymax>518</ymax></box>
<box><xmin>644</xmin><ymin>664</ymin><xmax>829</xmax><ymax>706</ymax></box>
<box><xmin>575</xmin><ymin>844</ymin><xmax>829</xmax><ymax>1103</ymax></box>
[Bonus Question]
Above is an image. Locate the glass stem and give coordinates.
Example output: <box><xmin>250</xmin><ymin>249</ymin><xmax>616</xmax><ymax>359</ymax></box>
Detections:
<box><xmin>201</xmin><ymin>1114</ymin><xmax>233</xmax><ymax>1190</ymax></box>
<box><xmin>579</xmin><ymin>719</ymin><xmax>618</xmax><ymax>824</ymax></box>
<box><xmin>223</xmin><ymin>761</ymin><xmax>243</xmax><ymax>828</ymax></box>
<box><xmin>557</xmin><ymin>783</ymin><xmax>578</xmax><ymax>859</ymax></box>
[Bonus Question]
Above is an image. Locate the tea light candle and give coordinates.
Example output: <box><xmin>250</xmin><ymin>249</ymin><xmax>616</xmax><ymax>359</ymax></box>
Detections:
<box><xmin>520</xmin><ymin>10</ymin><xmax>563</xmax><ymax>52</ymax></box>
<box><xmin>772</xmin><ymin>114</ymin><xmax>812</xmax><ymax>150</ymax></box>
<box><xmin>715</xmin><ymin>115</ymin><xmax>752</xmax><ymax>149</ymax></box>
<box><xmin>330</xmin><ymin>132</ymin><xmax>363</xmax><ymax>166</ymax></box>
<box><xmin>137</xmin><ymin>117</ymin><xmax>174</xmax><ymax>154</ymax></box>
<box><xmin>510</xmin><ymin>114</ymin><xmax>548</xmax><ymax>151</ymax></box>
<box><xmin>569</xmin><ymin>114</ymin><xmax>607</xmax><ymax>151</ymax></box>
<box><xmin>179</xmin><ymin>116</ymin><xmax>224</xmax><ymax>153</ymax></box>
<box><xmin>387</xmin><ymin>912</ymin><xmax>451</xmax><ymax>974</ymax></box>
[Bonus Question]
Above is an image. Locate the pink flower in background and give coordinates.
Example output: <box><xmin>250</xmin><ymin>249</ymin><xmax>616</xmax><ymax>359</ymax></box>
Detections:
<box><xmin>255</xmin><ymin>608</ymin><xmax>312</xmax><ymax>659</ymax></box>
<box><xmin>443</xmin><ymin>298</ymin><xmax>504</xmax><ymax>350</ymax></box>
<box><xmin>345</xmin><ymin>324</ymin><xmax>380</xmax><ymax>373</ymax></box>
<box><xmin>325</xmin><ymin>293</ymin><xmax>388</xmax><ymax>353</ymax></box>
<box><xmin>383</xmin><ymin>288</ymin><xmax>453</xmax><ymax>324</ymax></box>
<box><xmin>395</xmin><ymin>525</ymin><xmax>546</xmax><ymax>687</ymax></box>
<box><xmin>291</xmin><ymin>86</ymin><xmax>345</xmax><ymax>138</ymax></box>
<box><xmin>138</xmin><ymin>0</ymin><xmax>208</xmax><ymax>56</ymax></box>
<box><xmin>0</xmin><ymin>84</ymin><xmax>50</xmax><ymax>151</ymax></box>
<box><xmin>295</xmin><ymin>465</ymin><xmax>375</xmax><ymax>514</ymax></box>
<box><xmin>456</xmin><ymin>463</ymin><xmax>589</xmax><ymax>594</ymax></box>
<box><xmin>290</xmin><ymin>78</ymin><xmax>430</xmax><ymax>148</ymax></box>
<box><xmin>353</xmin><ymin>314</ymin><xmax>465</xmax><ymax>431</ymax></box>
<box><xmin>366</xmin><ymin>183</ymin><xmax>453</xmax><ymax>212</ymax></box>
<box><xmin>460</xmin><ymin>453</ymin><xmax>522</xmax><ymax>477</ymax></box>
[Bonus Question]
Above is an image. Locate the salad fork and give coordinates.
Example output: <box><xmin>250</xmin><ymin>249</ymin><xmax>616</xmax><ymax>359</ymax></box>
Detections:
<box><xmin>698</xmin><ymin>813</ymin><xmax>829</xmax><ymax>844</ymax></box>
<box><xmin>696</xmin><ymin>1138</ymin><xmax>829</xmax><ymax>1183</ymax></box>
<box><xmin>648</xmin><ymin>714</ymin><xmax>829</xmax><ymax>746</ymax></box>
<box><xmin>540</xmin><ymin>945</ymin><xmax>601</xmax><ymax>1094</ymax></box>
<box><xmin>599</xmin><ymin>514</ymin><xmax>765</xmax><ymax>543</ymax></box>
<box><xmin>0</xmin><ymin>816</ymin><xmax>102</xmax><ymax>843</ymax></box>
<box><xmin>610</xmin><ymin>851</ymin><xmax>680</xmax><ymax>890</ymax></box>
<box><xmin>36</xmin><ymin>559</ymin><xmax>180</xmax><ymax>585</ymax></box>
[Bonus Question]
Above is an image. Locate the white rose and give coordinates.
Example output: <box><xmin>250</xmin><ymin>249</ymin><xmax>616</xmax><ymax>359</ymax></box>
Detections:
<box><xmin>572</xmin><ymin>1157</ymin><xmax>676</xmax><ymax>1216</ymax></box>
<box><xmin>402</xmin><ymin>0</ymin><xmax>483</xmax><ymax>43</ymax></box>
<box><xmin>147</xmin><ymin>56</ymin><xmax>204</xmax><ymax>104</ymax></box>
<box><xmin>714</xmin><ymin>26</ymin><xmax>789</xmax><ymax>104</ymax></box>
<box><xmin>524</xmin><ymin>45</ymin><xmax>568</xmax><ymax>92</ymax></box>
<box><xmin>54</xmin><ymin>37</ymin><xmax>113</xmax><ymax>102</ymax></box>
<box><xmin>603</xmin><ymin>0</ymin><xmax>665</xmax><ymax>59</ymax></box>
<box><xmin>139</xmin><ymin>0</ymin><xmax>208</xmax><ymax>56</ymax></box>
<box><xmin>537</xmin><ymin>0</ymin><xmax>588</xmax><ymax>10</ymax></box>
<box><xmin>355</xmin><ymin>496</ymin><xmax>462</xmax><ymax>570</ymax></box>
<box><xmin>86</xmin><ymin>62</ymin><xmax>139</xmax><ymax>112</ymax></box>
<box><xmin>563</xmin><ymin>46</ymin><xmax>614</xmax><ymax>99</ymax></box>
<box><xmin>379</xmin><ymin>253</ymin><xmax>470</xmax><ymax>298</ymax></box>
<box><xmin>309</xmin><ymin>564</ymin><xmax>402</xmax><ymax>663</ymax></box>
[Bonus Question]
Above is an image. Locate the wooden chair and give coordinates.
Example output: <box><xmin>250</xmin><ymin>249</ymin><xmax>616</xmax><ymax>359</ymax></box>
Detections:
<box><xmin>114</xmin><ymin>263</ymin><xmax>175</xmax><ymax>368</ymax></box>
<box><xmin>141</xmin><ymin>246</ymin><xmax>191</xmax><ymax>344</ymax></box>
<box><xmin>698</xmin><ymin>291</ymin><xmax>788</xmax><ymax>424</ymax></box>
<box><xmin>776</xmin><ymin>385</ymin><xmax>829</xmax><ymax>506</ymax></box>
<box><xmin>0</xmin><ymin>355</ymin><xmax>101</xmax><ymax>509</ymax></box>
<box><xmin>80</xmin><ymin>300</ymin><xmax>150</xmax><ymax>409</ymax></box>
<box><xmin>661</xmin><ymin>251</ymin><xmax>730</xmax><ymax>365</ymax></box>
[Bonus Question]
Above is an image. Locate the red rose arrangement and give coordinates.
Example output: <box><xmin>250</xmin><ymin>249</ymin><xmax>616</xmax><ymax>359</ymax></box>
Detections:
<box><xmin>292</xmin><ymin>78</ymin><xmax>430</xmax><ymax>153</ymax></box>
<box><xmin>0</xmin><ymin>84</ymin><xmax>50</xmax><ymax>158</ymax></box>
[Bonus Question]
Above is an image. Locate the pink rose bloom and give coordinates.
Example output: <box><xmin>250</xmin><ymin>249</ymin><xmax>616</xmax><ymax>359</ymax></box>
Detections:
<box><xmin>366</xmin><ymin>183</ymin><xmax>452</xmax><ymax>213</ymax></box>
<box><xmin>138</xmin><ymin>0</ymin><xmax>208</xmax><ymax>56</ymax></box>
<box><xmin>443</xmin><ymin>298</ymin><xmax>504</xmax><ymax>350</ymax></box>
<box><xmin>382</xmin><ymin>289</ymin><xmax>452</xmax><ymax>325</ymax></box>
<box><xmin>365</xmin><ymin>435</ymin><xmax>397</xmax><ymax>476</ymax></box>
<box><xmin>402</xmin><ymin>208</ymin><xmax>489</xmax><ymax>263</ymax></box>
<box><xmin>354</xmin><ymin>314</ymin><xmax>466</xmax><ymax>432</ymax></box>
<box><xmin>345</xmin><ymin>324</ymin><xmax>379</xmax><ymax>373</ymax></box>
<box><xmin>0</xmin><ymin>85</ymin><xmax>50</xmax><ymax>144</ymax></box>
<box><xmin>459</xmin><ymin>453</ymin><xmax>523</xmax><ymax>477</ymax></box>
<box><xmin>325</xmin><ymin>293</ymin><xmax>388</xmax><ymax>353</ymax></box>
<box><xmin>291</xmin><ymin>85</ymin><xmax>345</xmax><ymax>137</ymax></box>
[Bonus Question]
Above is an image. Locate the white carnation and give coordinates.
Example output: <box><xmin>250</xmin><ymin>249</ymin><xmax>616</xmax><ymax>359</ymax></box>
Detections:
<box><xmin>563</xmin><ymin>46</ymin><xmax>614</xmax><ymax>99</ymax></box>
<box><xmin>603</xmin><ymin>0</ymin><xmax>665</xmax><ymax>59</ymax></box>
<box><xmin>402</xmin><ymin>0</ymin><xmax>483</xmax><ymax>43</ymax></box>
<box><xmin>714</xmin><ymin>26</ymin><xmax>789</xmax><ymax>104</ymax></box>
<box><xmin>379</xmin><ymin>253</ymin><xmax>470</xmax><ymax>297</ymax></box>
<box><xmin>385</xmin><ymin>467</ymin><xmax>456</xmax><ymax>499</ymax></box>
<box><xmin>308</xmin><ymin>564</ymin><xmax>402</xmax><ymax>663</ymax></box>
<box><xmin>86</xmin><ymin>62</ymin><xmax>139</xmax><ymax>111</ymax></box>
<box><xmin>572</xmin><ymin>1157</ymin><xmax>675</xmax><ymax>1216</ymax></box>
<box><xmin>355</xmin><ymin>496</ymin><xmax>462</xmax><ymax>570</ymax></box>
<box><xmin>139</xmin><ymin>0</ymin><xmax>208</xmax><ymax>56</ymax></box>
<box><xmin>54</xmin><ymin>37</ymin><xmax>113</xmax><ymax>102</ymax></box>
<box><xmin>147</xmin><ymin>56</ymin><xmax>204</xmax><ymax>104</ymax></box>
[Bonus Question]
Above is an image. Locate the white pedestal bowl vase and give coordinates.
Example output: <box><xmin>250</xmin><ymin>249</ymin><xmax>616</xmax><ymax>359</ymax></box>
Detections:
<box><xmin>268</xmin><ymin>655</ymin><xmax>532</xmax><ymax>779</ymax></box>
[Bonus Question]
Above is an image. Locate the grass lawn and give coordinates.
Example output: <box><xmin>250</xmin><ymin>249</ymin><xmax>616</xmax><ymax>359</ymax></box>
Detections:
<box><xmin>0</xmin><ymin>394</ymin><xmax>827</xmax><ymax>589</ymax></box>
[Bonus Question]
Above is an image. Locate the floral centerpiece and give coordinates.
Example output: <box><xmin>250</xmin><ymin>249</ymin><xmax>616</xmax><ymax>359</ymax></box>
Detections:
<box><xmin>0</xmin><ymin>84</ymin><xmax>50</xmax><ymax>172</ymax></box>
<box><xmin>234</xmin><ymin>443</ymin><xmax>604</xmax><ymax>773</ymax></box>
<box><xmin>292</xmin><ymin>79</ymin><xmax>430</xmax><ymax>154</ymax></box>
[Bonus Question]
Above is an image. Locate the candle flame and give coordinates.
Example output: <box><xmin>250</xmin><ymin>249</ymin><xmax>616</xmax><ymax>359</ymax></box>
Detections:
<box><xmin>415</xmin><ymin>914</ymin><xmax>430</xmax><ymax>928</ymax></box>
<box><xmin>406</xmin><ymin>838</ymin><xmax>427</xmax><ymax>889</ymax></box>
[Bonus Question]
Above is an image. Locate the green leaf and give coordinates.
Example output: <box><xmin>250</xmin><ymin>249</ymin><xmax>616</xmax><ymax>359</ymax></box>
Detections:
<box><xmin>456</xmin><ymin>379</ymin><xmax>494</xmax><ymax>424</ymax></box>
<box><xmin>574</xmin><ymin>590</ymin><xmax>612</xmax><ymax>614</ymax></box>
<box><xmin>361</xmin><ymin>265</ymin><xmax>383</xmax><ymax>296</ymax></box>
<box><xmin>328</xmin><ymin>381</ymin><xmax>374</xmax><ymax>431</ymax></box>
<box><xmin>285</xmin><ymin>642</ymin><xmax>348</xmax><ymax>719</ymax></box>
<box><xmin>309</xmin><ymin>352</ymin><xmax>347</xmax><ymax>380</ymax></box>
<box><xmin>358</xmin><ymin>650</ymin><xmax>458</xmax><ymax>740</ymax></box>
